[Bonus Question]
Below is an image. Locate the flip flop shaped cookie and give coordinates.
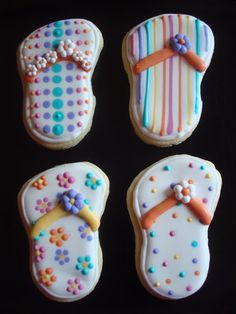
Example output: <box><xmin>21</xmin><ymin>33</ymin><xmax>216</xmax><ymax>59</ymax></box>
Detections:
<box><xmin>17</xmin><ymin>19</ymin><xmax>103</xmax><ymax>149</ymax></box>
<box><xmin>127</xmin><ymin>155</ymin><xmax>221</xmax><ymax>299</ymax></box>
<box><xmin>122</xmin><ymin>14</ymin><xmax>214</xmax><ymax>146</ymax></box>
<box><xmin>18</xmin><ymin>162</ymin><xmax>109</xmax><ymax>302</ymax></box>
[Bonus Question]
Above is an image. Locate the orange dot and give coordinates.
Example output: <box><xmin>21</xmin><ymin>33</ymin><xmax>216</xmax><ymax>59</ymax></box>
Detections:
<box><xmin>85</xmin><ymin>51</ymin><xmax>90</xmax><ymax>56</ymax></box>
<box><xmin>165</xmin><ymin>278</ymin><xmax>171</xmax><ymax>285</ymax></box>
<box><xmin>182</xmin><ymin>188</ymin><xmax>190</xmax><ymax>196</ymax></box>
<box><xmin>51</xmin><ymin>275</ymin><xmax>57</xmax><ymax>282</ymax></box>
<box><xmin>188</xmin><ymin>179</ymin><xmax>194</xmax><ymax>184</ymax></box>
<box><xmin>83</xmin><ymin>87</ymin><xmax>87</xmax><ymax>92</ymax></box>
<box><xmin>56</xmin><ymin>240</ymin><xmax>63</xmax><ymax>247</ymax></box>
<box><xmin>83</xmin><ymin>28</ymin><xmax>89</xmax><ymax>33</ymax></box>
<box><xmin>33</xmin><ymin>182</ymin><xmax>37</xmax><ymax>187</ymax></box>
<box><xmin>194</xmin><ymin>271</ymin><xmax>200</xmax><ymax>276</ymax></box>
<box><xmin>172</xmin><ymin>213</ymin><xmax>178</xmax><ymax>218</ymax></box>
<box><xmin>46</xmin><ymin>268</ymin><xmax>53</xmax><ymax>274</ymax></box>
<box><xmin>39</xmin><ymin>270</ymin><xmax>44</xmax><ymax>276</ymax></box>
<box><xmin>84</xmin><ymin>40</ymin><xmax>89</xmax><ymax>45</ymax></box>
<box><xmin>28</xmin><ymin>45</ymin><xmax>33</xmax><ymax>49</ymax></box>
<box><xmin>41</xmin><ymin>278</ymin><xmax>47</xmax><ymax>284</ymax></box>
<box><xmin>30</xmin><ymin>90</ymin><xmax>35</xmax><ymax>96</ymax></box>
<box><xmin>62</xmin><ymin>234</ymin><xmax>69</xmax><ymax>241</ymax></box>
<box><xmin>149</xmin><ymin>176</ymin><xmax>156</xmax><ymax>181</ymax></box>
<box><xmin>50</xmin><ymin>229</ymin><xmax>56</xmax><ymax>235</ymax></box>
<box><xmin>81</xmin><ymin>21</ymin><xmax>85</xmax><ymax>24</ymax></box>
<box><xmin>28</xmin><ymin>56</ymin><xmax>33</xmax><ymax>61</ymax></box>
<box><xmin>83</xmin><ymin>75</ymin><xmax>87</xmax><ymax>79</ymax></box>
<box><xmin>42</xmin><ymin>176</ymin><xmax>46</xmax><ymax>180</ymax></box>
<box><xmin>57</xmin><ymin>227</ymin><xmax>64</xmax><ymax>233</ymax></box>
<box><xmin>46</xmin><ymin>281</ymin><xmax>52</xmax><ymax>287</ymax></box>
<box><xmin>85</xmin><ymin>100</ymin><xmax>89</xmax><ymax>104</ymax></box>
<box><xmin>84</xmin><ymin>110</ymin><xmax>88</xmax><ymax>114</ymax></box>
<box><xmin>38</xmin><ymin>185</ymin><xmax>43</xmax><ymax>190</ymax></box>
<box><xmin>43</xmin><ymin>181</ymin><xmax>48</xmax><ymax>186</ymax></box>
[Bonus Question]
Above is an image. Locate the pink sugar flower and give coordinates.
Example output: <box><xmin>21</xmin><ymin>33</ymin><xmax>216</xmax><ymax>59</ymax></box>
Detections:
<box><xmin>57</xmin><ymin>172</ymin><xmax>75</xmax><ymax>188</ymax></box>
<box><xmin>66</xmin><ymin>278</ymin><xmax>83</xmax><ymax>295</ymax></box>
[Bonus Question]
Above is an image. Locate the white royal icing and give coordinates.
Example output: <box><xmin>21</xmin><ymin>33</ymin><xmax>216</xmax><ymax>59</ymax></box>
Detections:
<box><xmin>131</xmin><ymin>155</ymin><xmax>221</xmax><ymax>299</ymax></box>
<box><xmin>125</xmin><ymin>14</ymin><xmax>214</xmax><ymax>145</ymax></box>
<box><xmin>18</xmin><ymin>19</ymin><xmax>103</xmax><ymax>147</ymax></box>
<box><xmin>19</xmin><ymin>162</ymin><xmax>109</xmax><ymax>302</ymax></box>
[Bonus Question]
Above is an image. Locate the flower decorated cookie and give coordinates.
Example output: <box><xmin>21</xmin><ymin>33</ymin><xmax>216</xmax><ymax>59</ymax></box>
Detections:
<box><xmin>122</xmin><ymin>14</ymin><xmax>214</xmax><ymax>146</ymax></box>
<box><xmin>127</xmin><ymin>155</ymin><xmax>222</xmax><ymax>299</ymax></box>
<box><xmin>18</xmin><ymin>162</ymin><xmax>109</xmax><ymax>302</ymax></box>
<box><xmin>17</xmin><ymin>19</ymin><xmax>103</xmax><ymax>150</ymax></box>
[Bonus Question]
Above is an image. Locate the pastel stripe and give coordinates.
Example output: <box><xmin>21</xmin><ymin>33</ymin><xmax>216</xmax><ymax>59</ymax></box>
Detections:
<box><xmin>187</xmin><ymin>16</ymin><xmax>192</xmax><ymax>125</ymax></box>
<box><xmin>131</xmin><ymin>32</ymin><xmax>136</xmax><ymax>56</ymax></box>
<box><xmin>195</xmin><ymin>19</ymin><xmax>201</xmax><ymax>114</ymax></box>
<box><xmin>160</xmin><ymin>16</ymin><xmax>167</xmax><ymax>136</ymax></box>
<box><xmin>203</xmin><ymin>24</ymin><xmax>209</xmax><ymax>52</ymax></box>
<box><xmin>178</xmin><ymin>14</ymin><xmax>183</xmax><ymax>132</ymax></box>
<box><xmin>152</xmin><ymin>19</ymin><xmax>158</xmax><ymax>132</ymax></box>
<box><xmin>138</xmin><ymin>27</ymin><xmax>143</xmax><ymax>104</ymax></box>
<box><xmin>167</xmin><ymin>15</ymin><xmax>174</xmax><ymax>135</ymax></box>
<box><xmin>143</xmin><ymin>21</ymin><xmax>151</xmax><ymax>128</ymax></box>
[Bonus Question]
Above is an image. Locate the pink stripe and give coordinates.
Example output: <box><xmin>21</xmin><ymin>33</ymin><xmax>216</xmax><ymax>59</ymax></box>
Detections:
<box><xmin>167</xmin><ymin>15</ymin><xmax>174</xmax><ymax>135</ymax></box>
<box><xmin>131</xmin><ymin>33</ymin><xmax>136</xmax><ymax>56</ymax></box>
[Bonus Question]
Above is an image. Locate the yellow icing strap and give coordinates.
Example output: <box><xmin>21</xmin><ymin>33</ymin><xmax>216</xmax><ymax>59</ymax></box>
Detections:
<box><xmin>30</xmin><ymin>203</ymin><xmax>100</xmax><ymax>240</ymax></box>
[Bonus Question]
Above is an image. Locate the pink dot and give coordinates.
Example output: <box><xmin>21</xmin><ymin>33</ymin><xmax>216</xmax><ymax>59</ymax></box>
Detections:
<box><xmin>34</xmin><ymin>102</ymin><xmax>40</xmax><ymax>108</ymax></box>
<box><xmin>76</xmin><ymin>40</ymin><xmax>82</xmax><ymax>46</ymax></box>
<box><xmin>75</xmin><ymin>278</ymin><xmax>80</xmax><ymax>284</ymax></box>
<box><xmin>36</xmin><ymin>256</ymin><xmax>41</xmax><ymax>262</ymax></box>
<box><xmin>77</xmin><ymin>99</ymin><xmax>83</xmax><ymax>105</ymax></box>
<box><xmin>79</xmin><ymin>111</ymin><xmax>84</xmax><ymax>116</ymax></box>
<box><xmin>162</xmin><ymin>261</ymin><xmax>168</xmax><ymax>267</ymax></box>
<box><xmin>35</xmin><ymin>90</ymin><xmax>41</xmax><ymax>96</ymax></box>
<box><xmin>169</xmin><ymin>230</ymin><xmax>176</xmax><ymax>237</ymax></box>
<box><xmin>68</xmin><ymin>177</ymin><xmax>75</xmax><ymax>183</ymax></box>
<box><xmin>35</xmin><ymin>43</ymin><xmax>41</xmax><ymax>48</ymax></box>
<box><xmin>73</xmin><ymin>290</ymin><xmax>80</xmax><ymax>295</ymax></box>
<box><xmin>34</xmin><ymin>123</ymin><xmax>40</xmax><ymax>129</ymax></box>
<box><xmin>35</xmin><ymin>113</ymin><xmax>41</xmax><ymax>118</ymax></box>
<box><xmin>76</xmin><ymin>87</ymin><xmax>82</xmax><ymax>93</ymax></box>
<box><xmin>76</xmin><ymin>75</ymin><xmax>81</xmax><ymax>80</ymax></box>
<box><xmin>189</xmin><ymin>163</ymin><xmax>194</xmax><ymax>168</ymax></box>
<box><xmin>41</xmin><ymin>253</ymin><xmax>46</xmax><ymax>259</ymax></box>
<box><xmin>35</xmin><ymin>33</ymin><xmax>41</xmax><ymax>38</ymax></box>
<box><xmin>77</xmin><ymin>121</ymin><xmax>83</xmax><ymax>127</ymax></box>
<box><xmin>75</xmin><ymin>28</ymin><xmax>81</xmax><ymax>34</ymax></box>
<box><xmin>40</xmin><ymin>247</ymin><xmax>46</xmax><ymax>253</ymax></box>
<box><xmin>67</xmin><ymin>279</ymin><xmax>73</xmax><ymax>285</ymax></box>
<box><xmin>34</xmin><ymin>78</ymin><xmax>40</xmax><ymax>83</ymax></box>
<box><xmin>36</xmin><ymin>199</ymin><xmax>42</xmax><ymax>205</ymax></box>
<box><xmin>67</xmin><ymin>287</ymin><xmax>73</xmax><ymax>293</ymax></box>
<box><xmin>186</xmin><ymin>285</ymin><xmax>192</xmax><ymax>292</ymax></box>
<box><xmin>34</xmin><ymin>244</ymin><xmax>39</xmax><ymax>250</ymax></box>
<box><xmin>202</xmin><ymin>198</ymin><xmax>208</xmax><ymax>204</ymax></box>
<box><xmin>57</xmin><ymin>174</ymin><xmax>63</xmax><ymax>180</ymax></box>
<box><xmin>78</xmin><ymin>284</ymin><xmax>83</xmax><ymax>290</ymax></box>
<box><xmin>64</xmin><ymin>172</ymin><xmax>70</xmax><ymax>178</ymax></box>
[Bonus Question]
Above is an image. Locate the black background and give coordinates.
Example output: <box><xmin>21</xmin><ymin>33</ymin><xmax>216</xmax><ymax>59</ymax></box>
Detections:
<box><xmin>1</xmin><ymin>0</ymin><xmax>236</xmax><ymax>313</ymax></box>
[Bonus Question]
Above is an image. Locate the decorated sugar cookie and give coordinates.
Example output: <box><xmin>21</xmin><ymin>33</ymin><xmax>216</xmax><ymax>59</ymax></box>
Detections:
<box><xmin>18</xmin><ymin>162</ymin><xmax>109</xmax><ymax>301</ymax></box>
<box><xmin>17</xmin><ymin>19</ymin><xmax>103</xmax><ymax>149</ymax></box>
<box><xmin>127</xmin><ymin>155</ymin><xmax>221</xmax><ymax>299</ymax></box>
<box><xmin>122</xmin><ymin>14</ymin><xmax>214</xmax><ymax>146</ymax></box>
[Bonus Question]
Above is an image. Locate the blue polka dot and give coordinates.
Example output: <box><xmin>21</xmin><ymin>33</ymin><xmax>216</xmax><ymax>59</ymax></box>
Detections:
<box><xmin>191</xmin><ymin>241</ymin><xmax>198</xmax><ymax>248</ymax></box>
<box><xmin>44</xmin><ymin>30</ymin><xmax>51</xmax><ymax>37</ymax></box>
<box><xmin>67</xmin><ymin>112</ymin><xmax>75</xmax><ymax>119</ymax></box>
<box><xmin>149</xmin><ymin>231</ymin><xmax>156</xmax><ymax>238</ymax></box>
<box><xmin>52</xmin><ymin>64</ymin><xmax>62</xmax><ymax>73</ymax></box>
<box><xmin>68</xmin><ymin>125</ymin><xmax>75</xmax><ymax>132</ymax></box>
<box><xmin>153</xmin><ymin>248</ymin><xmax>159</xmax><ymax>254</ymax></box>
<box><xmin>43</xmin><ymin>112</ymin><xmax>51</xmax><ymax>119</ymax></box>
<box><xmin>192</xmin><ymin>258</ymin><xmax>198</xmax><ymax>264</ymax></box>
<box><xmin>43</xmin><ymin>67</ymin><xmax>50</xmax><ymax>73</ymax></box>
<box><xmin>66</xmin><ymin>75</ymin><xmax>73</xmax><ymax>82</ymax></box>
<box><xmin>53</xmin><ymin>99</ymin><xmax>63</xmax><ymax>109</ymax></box>
<box><xmin>66</xmin><ymin>87</ymin><xmax>73</xmax><ymax>94</ymax></box>
<box><xmin>148</xmin><ymin>266</ymin><xmax>156</xmax><ymax>274</ymax></box>
<box><xmin>43</xmin><ymin>76</ymin><xmax>50</xmax><ymax>83</ymax></box>
<box><xmin>53</xmin><ymin>28</ymin><xmax>63</xmax><ymax>37</ymax></box>
<box><xmin>65</xmin><ymin>29</ymin><xmax>73</xmax><ymax>35</ymax></box>
<box><xmin>53</xmin><ymin>111</ymin><xmax>64</xmax><ymax>122</ymax></box>
<box><xmin>43</xmin><ymin>101</ymin><xmax>50</xmax><ymax>108</ymax></box>
<box><xmin>66</xmin><ymin>63</ymin><xmax>74</xmax><ymax>70</ymax></box>
<box><xmin>67</xmin><ymin>100</ymin><xmax>74</xmax><ymax>106</ymax></box>
<box><xmin>43</xmin><ymin>125</ymin><xmax>50</xmax><ymax>133</ymax></box>
<box><xmin>54</xmin><ymin>21</ymin><xmax>63</xmax><ymax>27</ymax></box>
<box><xmin>200</xmin><ymin>165</ymin><xmax>205</xmax><ymax>170</ymax></box>
<box><xmin>44</xmin><ymin>42</ymin><xmax>50</xmax><ymax>48</ymax></box>
<box><xmin>52</xmin><ymin>124</ymin><xmax>64</xmax><ymax>136</ymax></box>
<box><xmin>64</xmin><ymin>20</ymin><xmax>71</xmax><ymax>25</ymax></box>
<box><xmin>53</xmin><ymin>87</ymin><xmax>63</xmax><ymax>97</ymax></box>
<box><xmin>43</xmin><ymin>89</ymin><xmax>50</xmax><ymax>95</ymax></box>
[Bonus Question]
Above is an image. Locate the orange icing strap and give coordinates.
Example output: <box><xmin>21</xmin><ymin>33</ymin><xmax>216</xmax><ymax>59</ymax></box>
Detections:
<box><xmin>133</xmin><ymin>33</ymin><xmax>206</xmax><ymax>74</ymax></box>
<box><xmin>141</xmin><ymin>190</ymin><xmax>212</xmax><ymax>230</ymax></box>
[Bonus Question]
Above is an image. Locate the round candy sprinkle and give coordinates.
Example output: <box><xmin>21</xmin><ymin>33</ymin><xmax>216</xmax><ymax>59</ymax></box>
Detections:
<box><xmin>200</xmin><ymin>165</ymin><xmax>205</xmax><ymax>170</ymax></box>
<box><xmin>163</xmin><ymin>165</ymin><xmax>171</xmax><ymax>171</ymax></box>
<box><xmin>186</xmin><ymin>285</ymin><xmax>192</xmax><ymax>292</ymax></box>
<box><xmin>155</xmin><ymin>281</ymin><xmax>161</xmax><ymax>287</ymax></box>
<box><xmin>151</xmin><ymin>188</ymin><xmax>157</xmax><ymax>193</ymax></box>
<box><xmin>170</xmin><ymin>183</ymin><xmax>176</xmax><ymax>189</ymax></box>
<box><xmin>149</xmin><ymin>176</ymin><xmax>156</xmax><ymax>181</ymax></box>
<box><xmin>172</xmin><ymin>212</ymin><xmax>178</xmax><ymax>219</ymax></box>
<box><xmin>202</xmin><ymin>198</ymin><xmax>208</xmax><ymax>204</ymax></box>
<box><xmin>162</xmin><ymin>261</ymin><xmax>168</xmax><ymax>267</ymax></box>
<box><xmin>208</xmin><ymin>186</ymin><xmax>213</xmax><ymax>191</ymax></box>
<box><xmin>142</xmin><ymin>203</ymin><xmax>148</xmax><ymax>208</ymax></box>
<box><xmin>149</xmin><ymin>231</ymin><xmax>156</xmax><ymax>238</ymax></box>
<box><xmin>153</xmin><ymin>248</ymin><xmax>159</xmax><ymax>254</ymax></box>
<box><xmin>189</xmin><ymin>163</ymin><xmax>194</xmax><ymax>168</ymax></box>
<box><xmin>205</xmin><ymin>173</ymin><xmax>211</xmax><ymax>179</ymax></box>
<box><xmin>169</xmin><ymin>230</ymin><xmax>176</xmax><ymax>237</ymax></box>
<box><xmin>187</xmin><ymin>217</ymin><xmax>193</xmax><ymax>223</ymax></box>
<box><xmin>191</xmin><ymin>241</ymin><xmax>198</xmax><ymax>248</ymax></box>
<box><xmin>174</xmin><ymin>254</ymin><xmax>180</xmax><ymax>260</ymax></box>
<box><xmin>192</xmin><ymin>258</ymin><xmax>198</xmax><ymax>264</ymax></box>
<box><xmin>165</xmin><ymin>278</ymin><xmax>171</xmax><ymax>285</ymax></box>
<box><xmin>194</xmin><ymin>271</ymin><xmax>200</xmax><ymax>276</ymax></box>
<box><xmin>148</xmin><ymin>267</ymin><xmax>156</xmax><ymax>274</ymax></box>
<box><xmin>179</xmin><ymin>271</ymin><xmax>186</xmax><ymax>278</ymax></box>
<box><xmin>168</xmin><ymin>290</ymin><xmax>174</xmax><ymax>296</ymax></box>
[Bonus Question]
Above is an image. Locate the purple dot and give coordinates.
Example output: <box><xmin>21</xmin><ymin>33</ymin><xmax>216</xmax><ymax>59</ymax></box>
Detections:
<box><xmin>43</xmin><ymin>89</ymin><xmax>50</xmax><ymax>95</ymax></box>
<box><xmin>76</xmin><ymin>75</ymin><xmax>81</xmax><ymax>80</ymax></box>
<box><xmin>66</xmin><ymin>75</ymin><xmax>73</xmax><ymax>82</ymax></box>
<box><xmin>65</xmin><ymin>257</ymin><xmax>70</xmax><ymax>263</ymax></box>
<box><xmin>68</xmin><ymin>125</ymin><xmax>75</xmax><ymax>132</ymax></box>
<box><xmin>55</xmin><ymin>255</ymin><xmax>60</xmax><ymax>261</ymax></box>
<box><xmin>44</xmin><ymin>30</ymin><xmax>51</xmax><ymax>37</ymax></box>
<box><xmin>47</xmin><ymin>23</ymin><xmax>52</xmax><ymax>28</ymax></box>
<box><xmin>43</xmin><ymin>125</ymin><xmax>50</xmax><ymax>133</ymax></box>
<box><xmin>202</xmin><ymin>198</ymin><xmax>208</xmax><ymax>204</ymax></box>
<box><xmin>142</xmin><ymin>203</ymin><xmax>148</xmax><ymax>208</ymax></box>
<box><xmin>192</xmin><ymin>258</ymin><xmax>198</xmax><ymax>264</ymax></box>
<box><xmin>169</xmin><ymin>230</ymin><xmax>176</xmax><ymax>237</ymax></box>
<box><xmin>64</xmin><ymin>20</ymin><xmax>71</xmax><ymax>25</ymax></box>
<box><xmin>208</xmin><ymin>186</ymin><xmax>213</xmax><ymax>191</ymax></box>
<box><xmin>66</xmin><ymin>87</ymin><xmax>73</xmax><ymax>94</ymax></box>
<box><xmin>81</xmin><ymin>233</ymin><xmax>86</xmax><ymax>239</ymax></box>
<box><xmin>76</xmin><ymin>40</ymin><xmax>82</xmax><ymax>46</ymax></box>
<box><xmin>162</xmin><ymin>261</ymin><xmax>168</xmax><ymax>267</ymax></box>
<box><xmin>59</xmin><ymin>260</ymin><xmax>64</xmax><ymax>265</ymax></box>
<box><xmin>43</xmin><ymin>67</ymin><xmax>50</xmax><ymax>73</ymax></box>
<box><xmin>66</xmin><ymin>63</ymin><xmax>74</xmax><ymax>70</ymax></box>
<box><xmin>153</xmin><ymin>248</ymin><xmax>159</xmax><ymax>254</ymax></box>
<box><xmin>186</xmin><ymin>285</ymin><xmax>192</xmax><ymax>292</ymax></box>
<box><xmin>78</xmin><ymin>226</ymin><xmax>84</xmax><ymax>232</ymax></box>
<box><xmin>44</xmin><ymin>41</ymin><xmax>50</xmax><ymax>48</ymax></box>
<box><xmin>77</xmin><ymin>121</ymin><xmax>83</xmax><ymax>127</ymax></box>
<box><xmin>170</xmin><ymin>183</ymin><xmax>176</xmax><ymax>189</ymax></box>
<box><xmin>67</xmin><ymin>112</ymin><xmax>75</xmax><ymax>119</ymax></box>
<box><xmin>67</xmin><ymin>100</ymin><xmax>74</xmax><ymax>106</ymax></box>
<box><xmin>43</xmin><ymin>112</ymin><xmax>51</xmax><ymax>119</ymax></box>
<box><xmin>87</xmin><ymin>235</ymin><xmax>93</xmax><ymax>241</ymax></box>
<box><xmin>168</xmin><ymin>290</ymin><xmax>174</xmax><ymax>296</ymax></box>
<box><xmin>43</xmin><ymin>101</ymin><xmax>50</xmax><ymax>108</ymax></box>
<box><xmin>65</xmin><ymin>29</ymin><xmax>73</xmax><ymax>35</ymax></box>
<box><xmin>43</xmin><ymin>76</ymin><xmax>50</xmax><ymax>83</ymax></box>
<box><xmin>189</xmin><ymin>163</ymin><xmax>194</xmax><ymax>168</ymax></box>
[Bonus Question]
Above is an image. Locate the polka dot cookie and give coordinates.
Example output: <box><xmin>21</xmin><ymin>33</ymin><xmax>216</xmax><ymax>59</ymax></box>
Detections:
<box><xmin>18</xmin><ymin>162</ymin><xmax>109</xmax><ymax>301</ymax></box>
<box><xmin>127</xmin><ymin>155</ymin><xmax>222</xmax><ymax>299</ymax></box>
<box><xmin>17</xmin><ymin>19</ymin><xmax>103</xmax><ymax>150</ymax></box>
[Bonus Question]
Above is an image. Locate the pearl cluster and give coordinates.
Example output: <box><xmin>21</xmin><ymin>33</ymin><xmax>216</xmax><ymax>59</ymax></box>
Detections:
<box><xmin>26</xmin><ymin>39</ymin><xmax>91</xmax><ymax>77</ymax></box>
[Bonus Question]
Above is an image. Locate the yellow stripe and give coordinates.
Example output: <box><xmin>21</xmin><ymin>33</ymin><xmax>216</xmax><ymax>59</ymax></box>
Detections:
<box><xmin>152</xmin><ymin>19</ymin><xmax>158</xmax><ymax>132</ymax></box>
<box><xmin>187</xmin><ymin>16</ymin><xmax>192</xmax><ymax>125</ymax></box>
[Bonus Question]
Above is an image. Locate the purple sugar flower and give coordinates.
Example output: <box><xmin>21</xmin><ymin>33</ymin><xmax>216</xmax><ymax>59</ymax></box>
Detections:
<box><xmin>170</xmin><ymin>33</ymin><xmax>191</xmax><ymax>55</ymax></box>
<box><xmin>78</xmin><ymin>223</ymin><xmax>93</xmax><ymax>241</ymax></box>
<box><xmin>54</xmin><ymin>249</ymin><xmax>70</xmax><ymax>265</ymax></box>
<box><xmin>62</xmin><ymin>189</ymin><xmax>84</xmax><ymax>214</ymax></box>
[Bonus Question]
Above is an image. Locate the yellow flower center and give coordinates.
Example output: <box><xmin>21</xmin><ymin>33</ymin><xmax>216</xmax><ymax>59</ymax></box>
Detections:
<box><xmin>70</xmin><ymin>198</ymin><xmax>75</xmax><ymax>205</ymax></box>
<box><xmin>82</xmin><ymin>262</ymin><xmax>88</xmax><ymax>268</ymax></box>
